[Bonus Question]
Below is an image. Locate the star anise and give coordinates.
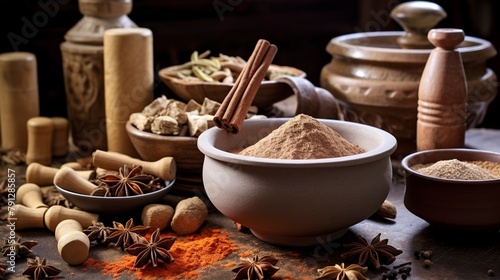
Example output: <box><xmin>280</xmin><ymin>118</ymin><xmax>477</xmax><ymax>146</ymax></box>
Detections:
<box><xmin>316</xmin><ymin>263</ymin><xmax>368</xmax><ymax>280</ymax></box>
<box><xmin>83</xmin><ymin>220</ymin><xmax>112</xmax><ymax>244</ymax></box>
<box><xmin>1</xmin><ymin>236</ymin><xmax>38</xmax><ymax>257</ymax></box>
<box><xmin>340</xmin><ymin>233</ymin><xmax>403</xmax><ymax>270</ymax></box>
<box><xmin>231</xmin><ymin>255</ymin><xmax>280</xmax><ymax>280</ymax></box>
<box><xmin>125</xmin><ymin>228</ymin><xmax>176</xmax><ymax>268</ymax></box>
<box><xmin>104</xmin><ymin>218</ymin><xmax>150</xmax><ymax>249</ymax></box>
<box><xmin>42</xmin><ymin>187</ymin><xmax>74</xmax><ymax>208</ymax></box>
<box><xmin>0</xmin><ymin>262</ymin><xmax>8</xmax><ymax>278</ymax></box>
<box><xmin>22</xmin><ymin>256</ymin><xmax>61</xmax><ymax>280</ymax></box>
<box><xmin>89</xmin><ymin>182</ymin><xmax>114</xmax><ymax>197</ymax></box>
<box><xmin>92</xmin><ymin>165</ymin><xmax>162</xmax><ymax>197</ymax></box>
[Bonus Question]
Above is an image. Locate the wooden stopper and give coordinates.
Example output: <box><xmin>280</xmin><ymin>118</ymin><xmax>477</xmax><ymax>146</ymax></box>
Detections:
<box><xmin>104</xmin><ymin>28</ymin><xmax>154</xmax><ymax>157</ymax></box>
<box><xmin>92</xmin><ymin>149</ymin><xmax>176</xmax><ymax>181</ymax></box>
<box><xmin>16</xmin><ymin>183</ymin><xmax>48</xmax><ymax>209</ymax></box>
<box><xmin>44</xmin><ymin>205</ymin><xmax>99</xmax><ymax>232</ymax></box>
<box><xmin>26</xmin><ymin>117</ymin><xmax>54</xmax><ymax>165</ymax></box>
<box><xmin>55</xmin><ymin>219</ymin><xmax>90</xmax><ymax>265</ymax></box>
<box><xmin>51</xmin><ymin>117</ymin><xmax>69</xmax><ymax>157</ymax></box>
<box><xmin>416</xmin><ymin>28</ymin><xmax>467</xmax><ymax>151</ymax></box>
<box><xmin>0</xmin><ymin>52</ymin><xmax>40</xmax><ymax>151</ymax></box>
<box><xmin>26</xmin><ymin>162</ymin><xmax>93</xmax><ymax>187</ymax></box>
<box><xmin>53</xmin><ymin>167</ymin><xmax>97</xmax><ymax>195</ymax></box>
<box><xmin>10</xmin><ymin>204</ymin><xmax>47</xmax><ymax>230</ymax></box>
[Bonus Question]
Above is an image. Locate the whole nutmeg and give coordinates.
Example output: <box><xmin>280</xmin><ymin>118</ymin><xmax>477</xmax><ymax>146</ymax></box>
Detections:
<box><xmin>141</xmin><ymin>204</ymin><xmax>174</xmax><ymax>232</ymax></box>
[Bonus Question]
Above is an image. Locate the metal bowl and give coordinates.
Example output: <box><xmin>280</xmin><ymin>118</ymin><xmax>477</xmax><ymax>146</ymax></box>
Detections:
<box><xmin>55</xmin><ymin>180</ymin><xmax>175</xmax><ymax>214</ymax></box>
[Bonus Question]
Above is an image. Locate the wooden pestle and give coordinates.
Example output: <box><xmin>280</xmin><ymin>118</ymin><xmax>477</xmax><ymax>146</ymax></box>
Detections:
<box><xmin>44</xmin><ymin>205</ymin><xmax>98</xmax><ymax>232</ymax></box>
<box><xmin>55</xmin><ymin>219</ymin><xmax>90</xmax><ymax>265</ymax></box>
<box><xmin>61</xmin><ymin>161</ymin><xmax>85</xmax><ymax>170</ymax></box>
<box><xmin>26</xmin><ymin>162</ymin><xmax>93</xmax><ymax>187</ymax></box>
<box><xmin>92</xmin><ymin>149</ymin><xmax>176</xmax><ymax>181</ymax></box>
<box><xmin>26</xmin><ymin>117</ymin><xmax>54</xmax><ymax>165</ymax></box>
<box><xmin>16</xmin><ymin>183</ymin><xmax>48</xmax><ymax>209</ymax></box>
<box><xmin>53</xmin><ymin>167</ymin><xmax>97</xmax><ymax>195</ymax></box>
<box><xmin>10</xmin><ymin>204</ymin><xmax>48</xmax><ymax>230</ymax></box>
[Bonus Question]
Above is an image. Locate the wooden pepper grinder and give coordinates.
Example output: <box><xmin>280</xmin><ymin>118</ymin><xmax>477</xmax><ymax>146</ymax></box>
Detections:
<box><xmin>0</xmin><ymin>52</ymin><xmax>40</xmax><ymax>151</ymax></box>
<box><xmin>416</xmin><ymin>28</ymin><xmax>467</xmax><ymax>151</ymax></box>
<box><xmin>55</xmin><ymin>219</ymin><xmax>90</xmax><ymax>265</ymax></box>
<box><xmin>51</xmin><ymin>117</ymin><xmax>69</xmax><ymax>157</ymax></box>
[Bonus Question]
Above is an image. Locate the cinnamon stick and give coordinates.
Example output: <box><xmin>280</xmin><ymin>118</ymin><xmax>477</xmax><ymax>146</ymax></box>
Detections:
<box><xmin>213</xmin><ymin>39</ymin><xmax>277</xmax><ymax>133</ymax></box>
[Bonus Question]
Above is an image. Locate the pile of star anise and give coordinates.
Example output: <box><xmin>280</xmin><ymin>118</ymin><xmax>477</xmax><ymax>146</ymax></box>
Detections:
<box><xmin>89</xmin><ymin>165</ymin><xmax>165</xmax><ymax>197</ymax></box>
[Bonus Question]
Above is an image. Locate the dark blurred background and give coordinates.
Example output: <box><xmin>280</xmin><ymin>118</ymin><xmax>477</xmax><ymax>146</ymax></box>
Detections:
<box><xmin>0</xmin><ymin>0</ymin><xmax>498</xmax><ymax>128</ymax></box>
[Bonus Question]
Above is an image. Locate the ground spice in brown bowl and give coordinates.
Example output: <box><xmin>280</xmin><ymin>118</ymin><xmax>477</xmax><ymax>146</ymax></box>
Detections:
<box><xmin>237</xmin><ymin>114</ymin><xmax>365</xmax><ymax>159</ymax></box>
<box><xmin>411</xmin><ymin>159</ymin><xmax>500</xmax><ymax>180</ymax></box>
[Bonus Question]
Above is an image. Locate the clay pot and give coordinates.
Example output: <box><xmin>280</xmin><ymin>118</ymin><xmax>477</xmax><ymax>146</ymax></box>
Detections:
<box><xmin>320</xmin><ymin>1</ymin><xmax>497</xmax><ymax>158</ymax></box>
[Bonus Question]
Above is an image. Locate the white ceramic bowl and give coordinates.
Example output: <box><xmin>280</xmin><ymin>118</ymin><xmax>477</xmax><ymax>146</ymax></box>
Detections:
<box><xmin>197</xmin><ymin>118</ymin><xmax>397</xmax><ymax>246</ymax></box>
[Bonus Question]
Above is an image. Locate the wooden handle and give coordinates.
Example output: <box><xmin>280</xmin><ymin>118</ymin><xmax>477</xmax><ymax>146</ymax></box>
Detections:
<box><xmin>11</xmin><ymin>204</ymin><xmax>47</xmax><ymax>230</ymax></box>
<box><xmin>53</xmin><ymin>167</ymin><xmax>98</xmax><ymax>195</ymax></box>
<box><xmin>55</xmin><ymin>218</ymin><xmax>83</xmax><ymax>240</ymax></box>
<box><xmin>55</xmin><ymin>219</ymin><xmax>90</xmax><ymax>265</ymax></box>
<box><xmin>26</xmin><ymin>162</ymin><xmax>93</xmax><ymax>187</ymax></box>
<box><xmin>390</xmin><ymin>1</ymin><xmax>447</xmax><ymax>49</ymax></box>
<box><xmin>16</xmin><ymin>183</ymin><xmax>48</xmax><ymax>209</ymax></box>
<box><xmin>92</xmin><ymin>149</ymin><xmax>176</xmax><ymax>181</ymax></box>
<box><xmin>44</xmin><ymin>205</ymin><xmax>99</xmax><ymax>232</ymax></box>
<box><xmin>26</xmin><ymin>117</ymin><xmax>54</xmax><ymax>165</ymax></box>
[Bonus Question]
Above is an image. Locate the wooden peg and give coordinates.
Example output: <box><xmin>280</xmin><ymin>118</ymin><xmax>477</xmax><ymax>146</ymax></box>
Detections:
<box><xmin>55</xmin><ymin>219</ymin><xmax>90</xmax><ymax>265</ymax></box>
<box><xmin>92</xmin><ymin>149</ymin><xmax>176</xmax><ymax>181</ymax></box>
<box><xmin>53</xmin><ymin>167</ymin><xmax>97</xmax><ymax>195</ymax></box>
<box><xmin>26</xmin><ymin>117</ymin><xmax>54</xmax><ymax>165</ymax></box>
<box><xmin>16</xmin><ymin>183</ymin><xmax>48</xmax><ymax>209</ymax></box>
<box><xmin>44</xmin><ymin>205</ymin><xmax>99</xmax><ymax>232</ymax></box>
<box><xmin>26</xmin><ymin>162</ymin><xmax>93</xmax><ymax>187</ymax></box>
<box><xmin>51</xmin><ymin>117</ymin><xmax>69</xmax><ymax>157</ymax></box>
<box><xmin>10</xmin><ymin>204</ymin><xmax>47</xmax><ymax>230</ymax></box>
<box><xmin>61</xmin><ymin>161</ymin><xmax>85</xmax><ymax>170</ymax></box>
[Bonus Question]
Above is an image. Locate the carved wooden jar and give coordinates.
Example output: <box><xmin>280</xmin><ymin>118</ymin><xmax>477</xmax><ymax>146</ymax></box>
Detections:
<box><xmin>60</xmin><ymin>0</ymin><xmax>136</xmax><ymax>155</ymax></box>
<box><xmin>320</xmin><ymin>1</ymin><xmax>497</xmax><ymax>157</ymax></box>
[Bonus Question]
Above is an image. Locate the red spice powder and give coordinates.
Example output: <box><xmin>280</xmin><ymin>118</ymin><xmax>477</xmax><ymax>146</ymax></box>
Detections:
<box><xmin>84</xmin><ymin>228</ymin><xmax>239</xmax><ymax>279</ymax></box>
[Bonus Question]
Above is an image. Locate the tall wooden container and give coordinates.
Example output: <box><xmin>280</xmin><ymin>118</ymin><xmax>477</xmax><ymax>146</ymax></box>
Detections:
<box><xmin>0</xmin><ymin>52</ymin><xmax>40</xmax><ymax>151</ymax></box>
<box><xmin>60</xmin><ymin>0</ymin><xmax>136</xmax><ymax>155</ymax></box>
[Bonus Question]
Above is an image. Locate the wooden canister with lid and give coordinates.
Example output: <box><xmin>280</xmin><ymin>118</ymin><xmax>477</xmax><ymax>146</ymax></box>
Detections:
<box><xmin>0</xmin><ymin>52</ymin><xmax>40</xmax><ymax>151</ymax></box>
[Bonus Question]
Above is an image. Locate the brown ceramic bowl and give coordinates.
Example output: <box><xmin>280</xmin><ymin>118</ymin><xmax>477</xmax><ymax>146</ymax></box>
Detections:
<box><xmin>158</xmin><ymin>64</ymin><xmax>306</xmax><ymax>108</ymax></box>
<box><xmin>126</xmin><ymin>121</ymin><xmax>204</xmax><ymax>175</ymax></box>
<box><xmin>402</xmin><ymin>148</ymin><xmax>500</xmax><ymax>231</ymax></box>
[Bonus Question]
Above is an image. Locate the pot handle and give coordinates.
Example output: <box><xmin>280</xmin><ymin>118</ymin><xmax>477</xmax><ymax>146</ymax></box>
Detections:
<box><xmin>275</xmin><ymin>76</ymin><xmax>342</xmax><ymax>120</ymax></box>
<box><xmin>390</xmin><ymin>1</ymin><xmax>447</xmax><ymax>49</ymax></box>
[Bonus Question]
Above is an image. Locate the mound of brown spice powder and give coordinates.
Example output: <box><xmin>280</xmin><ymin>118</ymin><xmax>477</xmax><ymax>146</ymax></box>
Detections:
<box><xmin>238</xmin><ymin>114</ymin><xmax>365</xmax><ymax>159</ymax></box>
<box><xmin>412</xmin><ymin>159</ymin><xmax>500</xmax><ymax>180</ymax></box>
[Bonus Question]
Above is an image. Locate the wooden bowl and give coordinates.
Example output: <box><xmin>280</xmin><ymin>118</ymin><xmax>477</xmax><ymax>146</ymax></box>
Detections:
<box><xmin>158</xmin><ymin>64</ymin><xmax>306</xmax><ymax>108</ymax></box>
<box><xmin>126</xmin><ymin>121</ymin><xmax>204</xmax><ymax>176</ymax></box>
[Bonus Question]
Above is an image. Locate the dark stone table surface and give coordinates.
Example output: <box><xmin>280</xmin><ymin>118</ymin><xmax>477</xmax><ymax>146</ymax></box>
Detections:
<box><xmin>1</xmin><ymin>128</ymin><xmax>499</xmax><ymax>280</ymax></box>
